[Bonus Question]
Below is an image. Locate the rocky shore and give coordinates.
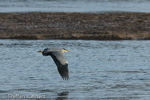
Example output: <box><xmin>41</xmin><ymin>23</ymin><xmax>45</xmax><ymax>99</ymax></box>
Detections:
<box><xmin>0</xmin><ymin>12</ymin><xmax>150</xmax><ymax>40</ymax></box>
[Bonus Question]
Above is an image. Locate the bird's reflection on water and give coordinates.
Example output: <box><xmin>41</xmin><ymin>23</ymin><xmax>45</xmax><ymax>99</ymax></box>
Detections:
<box><xmin>55</xmin><ymin>91</ymin><xmax>69</xmax><ymax>100</ymax></box>
<box><xmin>35</xmin><ymin>91</ymin><xmax>69</xmax><ymax>100</ymax></box>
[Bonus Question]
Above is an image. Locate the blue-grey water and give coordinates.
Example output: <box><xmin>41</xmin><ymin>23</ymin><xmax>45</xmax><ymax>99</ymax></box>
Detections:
<box><xmin>0</xmin><ymin>0</ymin><xmax>150</xmax><ymax>13</ymax></box>
<box><xmin>0</xmin><ymin>39</ymin><xmax>150</xmax><ymax>99</ymax></box>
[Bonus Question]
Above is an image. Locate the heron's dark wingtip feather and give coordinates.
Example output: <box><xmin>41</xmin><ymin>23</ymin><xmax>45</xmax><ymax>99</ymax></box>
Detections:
<box><xmin>61</xmin><ymin>75</ymin><xmax>69</xmax><ymax>80</ymax></box>
<box><xmin>62</xmin><ymin>76</ymin><xmax>69</xmax><ymax>80</ymax></box>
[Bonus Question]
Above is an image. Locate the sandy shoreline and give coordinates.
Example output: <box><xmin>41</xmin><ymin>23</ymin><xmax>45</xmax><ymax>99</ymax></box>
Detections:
<box><xmin>0</xmin><ymin>12</ymin><xmax>150</xmax><ymax>40</ymax></box>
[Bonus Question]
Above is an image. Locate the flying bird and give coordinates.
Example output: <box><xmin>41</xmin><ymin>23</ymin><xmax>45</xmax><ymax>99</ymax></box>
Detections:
<box><xmin>38</xmin><ymin>48</ymin><xmax>70</xmax><ymax>80</ymax></box>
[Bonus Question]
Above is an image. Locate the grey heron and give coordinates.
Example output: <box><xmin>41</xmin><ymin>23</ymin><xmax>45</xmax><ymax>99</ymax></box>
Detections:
<box><xmin>38</xmin><ymin>48</ymin><xmax>70</xmax><ymax>80</ymax></box>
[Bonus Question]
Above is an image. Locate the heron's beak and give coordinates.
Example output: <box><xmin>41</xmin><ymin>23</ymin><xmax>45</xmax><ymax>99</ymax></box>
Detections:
<box><xmin>64</xmin><ymin>50</ymin><xmax>71</xmax><ymax>52</ymax></box>
<box><xmin>38</xmin><ymin>50</ymin><xmax>43</xmax><ymax>53</ymax></box>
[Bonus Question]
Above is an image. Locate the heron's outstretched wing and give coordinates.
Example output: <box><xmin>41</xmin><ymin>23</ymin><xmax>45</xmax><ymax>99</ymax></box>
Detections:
<box><xmin>50</xmin><ymin>52</ymin><xmax>69</xmax><ymax>80</ymax></box>
<box><xmin>57</xmin><ymin>64</ymin><xmax>69</xmax><ymax>80</ymax></box>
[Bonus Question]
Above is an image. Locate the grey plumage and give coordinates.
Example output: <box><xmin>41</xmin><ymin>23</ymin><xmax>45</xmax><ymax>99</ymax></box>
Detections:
<box><xmin>38</xmin><ymin>48</ymin><xmax>70</xmax><ymax>80</ymax></box>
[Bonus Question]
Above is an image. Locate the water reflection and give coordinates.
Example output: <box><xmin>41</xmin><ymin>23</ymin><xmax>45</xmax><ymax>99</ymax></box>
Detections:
<box><xmin>56</xmin><ymin>91</ymin><xmax>69</xmax><ymax>100</ymax></box>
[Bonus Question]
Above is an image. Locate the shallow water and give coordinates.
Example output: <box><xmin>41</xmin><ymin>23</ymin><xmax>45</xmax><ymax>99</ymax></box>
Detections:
<box><xmin>0</xmin><ymin>0</ymin><xmax>150</xmax><ymax>13</ymax></box>
<box><xmin>0</xmin><ymin>39</ymin><xmax>150</xmax><ymax>99</ymax></box>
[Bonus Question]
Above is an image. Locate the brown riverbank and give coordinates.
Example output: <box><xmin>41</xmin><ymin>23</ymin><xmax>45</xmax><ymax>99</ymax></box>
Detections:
<box><xmin>0</xmin><ymin>12</ymin><xmax>150</xmax><ymax>40</ymax></box>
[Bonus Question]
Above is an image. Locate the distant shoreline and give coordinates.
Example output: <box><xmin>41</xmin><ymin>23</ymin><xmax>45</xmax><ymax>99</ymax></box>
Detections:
<box><xmin>0</xmin><ymin>12</ymin><xmax>150</xmax><ymax>40</ymax></box>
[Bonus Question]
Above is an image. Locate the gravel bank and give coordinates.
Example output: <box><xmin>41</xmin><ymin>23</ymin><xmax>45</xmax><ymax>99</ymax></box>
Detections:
<box><xmin>0</xmin><ymin>12</ymin><xmax>150</xmax><ymax>40</ymax></box>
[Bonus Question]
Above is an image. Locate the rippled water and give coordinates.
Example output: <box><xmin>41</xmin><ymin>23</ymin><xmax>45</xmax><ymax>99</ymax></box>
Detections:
<box><xmin>0</xmin><ymin>39</ymin><xmax>150</xmax><ymax>99</ymax></box>
<box><xmin>0</xmin><ymin>0</ymin><xmax>150</xmax><ymax>13</ymax></box>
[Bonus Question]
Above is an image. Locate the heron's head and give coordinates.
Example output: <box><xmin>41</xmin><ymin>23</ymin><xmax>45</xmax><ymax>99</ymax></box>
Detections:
<box><xmin>38</xmin><ymin>48</ymin><xmax>51</xmax><ymax>56</ymax></box>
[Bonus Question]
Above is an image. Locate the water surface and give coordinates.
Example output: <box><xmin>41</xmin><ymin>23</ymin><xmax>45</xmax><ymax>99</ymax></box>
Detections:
<box><xmin>0</xmin><ymin>0</ymin><xmax>150</xmax><ymax>13</ymax></box>
<box><xmin>0</xmin><ymin>40</ymin><xmax>150</xmax><ymax>99</ymax></box>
